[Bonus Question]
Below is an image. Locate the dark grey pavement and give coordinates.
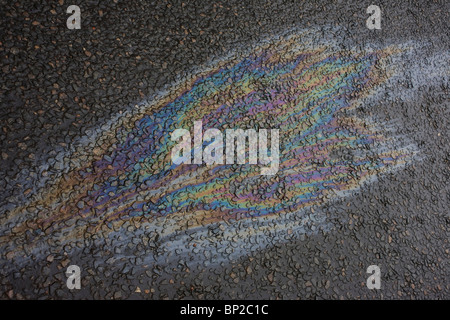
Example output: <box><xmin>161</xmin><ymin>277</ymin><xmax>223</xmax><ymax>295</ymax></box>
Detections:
<box><xmin>0</xmin><ymin>0</ymin><xmax>448</xmax><ymax>299</ymax></box>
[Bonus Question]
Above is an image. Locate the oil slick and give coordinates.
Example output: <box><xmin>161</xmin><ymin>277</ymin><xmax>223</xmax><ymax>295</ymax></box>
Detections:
<box><xmin>0</xmin><ymin>29</ymin><xmax>422</xmax><ymax>269</ymax></box>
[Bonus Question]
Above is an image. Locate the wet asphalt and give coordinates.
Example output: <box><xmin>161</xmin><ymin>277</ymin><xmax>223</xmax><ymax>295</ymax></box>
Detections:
<box><xmin>0</xmin><ymin>0</ymin><xmax>449</xmax><ymax>299</ymax></box>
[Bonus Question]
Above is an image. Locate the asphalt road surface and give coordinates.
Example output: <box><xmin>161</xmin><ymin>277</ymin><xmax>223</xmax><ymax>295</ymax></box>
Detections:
<box><xmin>0</xmin><ymin>0</ymin><xmax>448</xmax><ymax>299</ymax></box>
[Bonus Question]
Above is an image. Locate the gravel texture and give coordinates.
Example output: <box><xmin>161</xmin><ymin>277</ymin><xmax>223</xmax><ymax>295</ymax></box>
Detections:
<box><xmin>0</xmin><ymin>0</ymin><xmax>449</xmax><ymax>299</ymax></box>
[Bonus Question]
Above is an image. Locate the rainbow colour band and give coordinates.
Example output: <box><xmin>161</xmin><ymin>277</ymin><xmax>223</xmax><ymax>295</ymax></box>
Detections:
<box><xmin>0</xmin><ymin>33</ymin><xmax>416</xmax><ymax>262</ymax></box>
